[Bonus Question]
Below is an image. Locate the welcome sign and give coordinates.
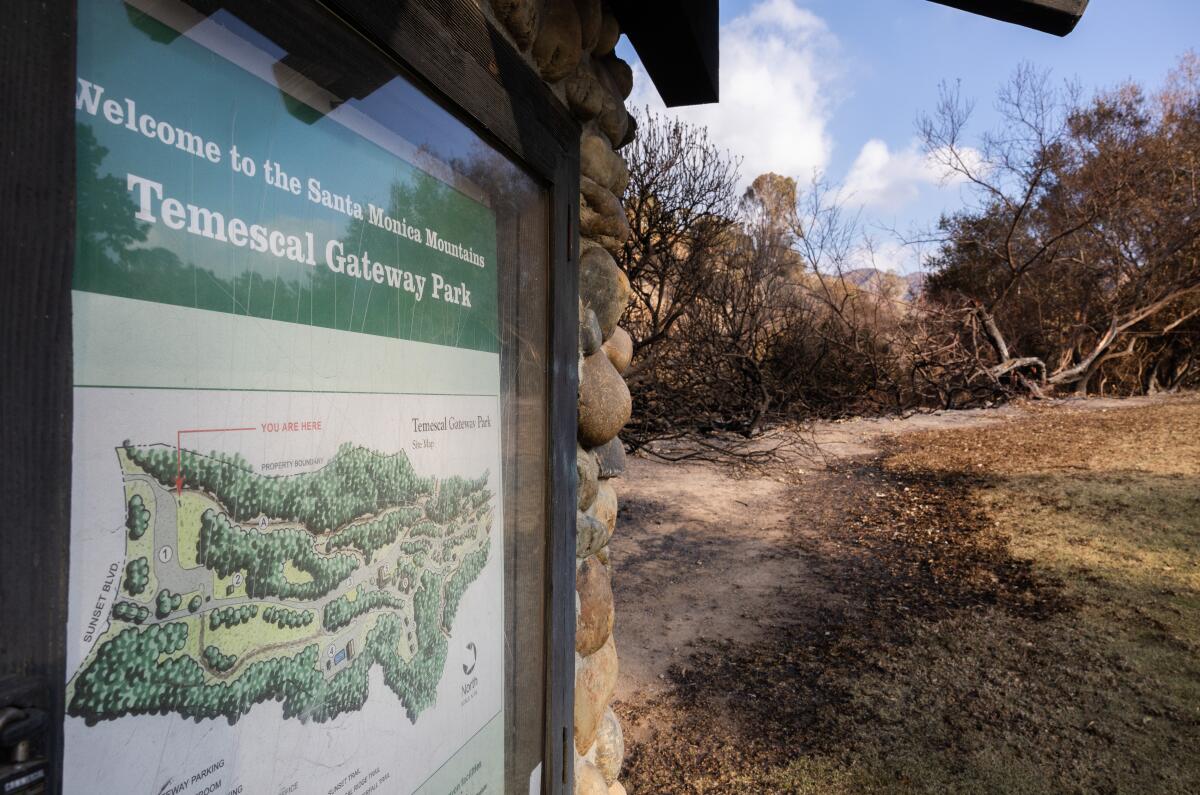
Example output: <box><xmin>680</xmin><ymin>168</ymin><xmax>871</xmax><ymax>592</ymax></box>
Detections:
<box><xmin>76</xmin><ymin>76</ymin><xmax>488</xmax><ymax>307</ymax></box>
<box><xmin>65</xmin><ymin>1</ymin><xmax>505</xmax><ymax>792</ymax></box>
<box><xmin>72</xmin><ymin>2</ymin><xmax>498</xmax><ymax>351</ymax></box>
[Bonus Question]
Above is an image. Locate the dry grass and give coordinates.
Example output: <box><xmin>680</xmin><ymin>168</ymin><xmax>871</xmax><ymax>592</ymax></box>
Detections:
<box><xmin>886</xmin><ymin>395</ymin><xmax>1200</xmax><ymax>478</ymax></box>
<box><xmin>619</xmin><ymin>395</ymin><xmax>1200</xmax><ymax>794</ymax></box>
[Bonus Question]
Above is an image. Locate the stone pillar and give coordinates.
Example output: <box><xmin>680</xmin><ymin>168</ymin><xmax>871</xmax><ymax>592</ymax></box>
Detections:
<box><xmin>485</xmin><ymin>2</ymin><xmax>635</xmax><ymax>792</ymax></box>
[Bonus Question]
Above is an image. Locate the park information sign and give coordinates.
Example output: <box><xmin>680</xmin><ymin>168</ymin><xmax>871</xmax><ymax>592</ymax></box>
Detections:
<box><xmin>66</xmin><ymin>2</ymin><xmax>505</xmax><ymax>793</ymax></box>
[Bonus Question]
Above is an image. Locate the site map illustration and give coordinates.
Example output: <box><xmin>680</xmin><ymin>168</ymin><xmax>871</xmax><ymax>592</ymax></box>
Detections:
<box><xmin>67</xmin><ymin>440</ymin><xmax>492</xmax><ymax>727</ymax></box>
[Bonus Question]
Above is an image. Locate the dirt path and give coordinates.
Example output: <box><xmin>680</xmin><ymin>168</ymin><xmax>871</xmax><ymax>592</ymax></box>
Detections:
<box><xmin>613</xmin><ymin>458</ymin><xmax>827</xmax><ymax>705</ymax></box>
<box><xmin>610</xmin><ymin>393</ymin><xmax>1200</xmax><ymax>794</ymax></box>
<box><xmin>612</xmin><ymin>396</ymin><xmax>1095</xmax><ymax>700</ymax></box>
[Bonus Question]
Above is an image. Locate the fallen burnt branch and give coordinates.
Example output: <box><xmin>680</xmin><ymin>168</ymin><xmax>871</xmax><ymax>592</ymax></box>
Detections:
<box><xmin>633</xmin><ymin>425</ymin><xmax>818</xmax><ymax>468</ymax></box>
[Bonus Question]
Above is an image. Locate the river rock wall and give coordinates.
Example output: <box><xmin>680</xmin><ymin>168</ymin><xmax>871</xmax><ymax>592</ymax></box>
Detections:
<box><xmin>483</xmin><ymin>2</ymin><xmax>635</xmax><ymax>793</ymax></box>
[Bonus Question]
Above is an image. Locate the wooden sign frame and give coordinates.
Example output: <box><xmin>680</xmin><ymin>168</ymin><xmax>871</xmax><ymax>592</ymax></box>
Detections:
<box><xmin>0</xmin><ymin>1</ymin><xmax>580</xmax><ymax>792</ymax></box>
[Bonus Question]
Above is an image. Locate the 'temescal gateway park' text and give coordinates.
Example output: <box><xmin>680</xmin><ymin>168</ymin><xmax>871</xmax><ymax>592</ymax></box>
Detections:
<box><xmin>77</xmin><ymin>77</ymin><xmax>488</xmax><ymax>308</ymax></box>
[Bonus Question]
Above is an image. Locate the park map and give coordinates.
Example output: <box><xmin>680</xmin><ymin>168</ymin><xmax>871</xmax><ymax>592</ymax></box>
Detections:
<box><xmin>66</xmin><ymin>440</ymin><xmax>493</xmax><ymax>726</ymax></box>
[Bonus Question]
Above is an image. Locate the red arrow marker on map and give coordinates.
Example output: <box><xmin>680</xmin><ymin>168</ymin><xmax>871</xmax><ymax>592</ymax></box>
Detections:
<box><xmin>176</xmin><ymin>427</ymin><xmax>257</xmax><ymax>495</ymax></box>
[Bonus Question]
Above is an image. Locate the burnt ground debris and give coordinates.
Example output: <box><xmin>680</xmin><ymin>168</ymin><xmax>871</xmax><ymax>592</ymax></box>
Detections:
<box><xmin>614</xmin><ymin>396</ymin><xmax>1200</xmax><ymax>794</ymax></box>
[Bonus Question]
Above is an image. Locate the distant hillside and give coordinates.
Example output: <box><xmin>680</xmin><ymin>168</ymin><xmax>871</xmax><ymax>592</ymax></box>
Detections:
<box><xmin>838</xmin><ymin>268</ymin><xmax>927</xmax><ymax>302</ymax></box>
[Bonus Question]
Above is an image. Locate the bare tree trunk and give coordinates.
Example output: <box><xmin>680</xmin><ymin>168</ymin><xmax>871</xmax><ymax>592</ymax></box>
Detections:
<box><xmin>1073</xmin><ymin>337</ymin><xmax>1136</xmax><ymax>396</ymax></box>
<box><xmin>1050</xmin><ymin>288</ymin><xmax>1200</xmax><ymax>388</ymax></box>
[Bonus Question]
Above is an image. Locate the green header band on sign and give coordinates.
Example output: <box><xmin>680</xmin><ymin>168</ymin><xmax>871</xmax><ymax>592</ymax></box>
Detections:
<box><xmin>75</xmin><ymin>0</ymin><xmax>500</xmax><ymax>354</ymax></box>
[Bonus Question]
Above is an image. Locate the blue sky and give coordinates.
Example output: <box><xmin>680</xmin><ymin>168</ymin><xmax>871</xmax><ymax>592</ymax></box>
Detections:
<box><xmin>619</xmin><ymin>0</ymin><xmax>1200</xmax><ymax>272</ymax></box>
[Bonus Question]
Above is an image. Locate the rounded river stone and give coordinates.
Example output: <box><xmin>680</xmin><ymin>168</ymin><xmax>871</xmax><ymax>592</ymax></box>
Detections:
<box><xmin>575</xmin><ymin>761</ymin><xmax>608</xmax><ymax>795</ymax></box>
<box><xmin>532</xmin><ymin>0</ymin><xmax>582</xmax><ymax>82</ymax></box>
<box><xmin>580</xmin><ymin>176</ymin><xmax>631</xmax><ymax>247</ymax></box>
<box><xmin>581</xmin><ymin>133</ymin><xmax>627</xmax><ymax>196</ymax></box>
<box><xmin>594</xmin><ymin>11</ymin><xmax>619</xmax><ymax>56</ymax></box>
<box><xmin>602</xmin><ymin>325</ymin><xmax>632</xmax><ymax>374</ymax></box>
<box><xmin>579</xmin><ymin>305</ymin><xmax>603</xmax><ymax>357</ymax></box>
<box><xmin>574</xmin><ymin>635</ymin><xmax>618</xmax><ymax>754</ymax></box>
<box><xmin>616</xmin><ymin>112</ymin><xmax>637</xmax><ymax>150</ymax></box>
<box><xmin>574</xmin><ymin>0</ymin><xmax>602</xmax><ymax>51</ymax></box>
<box><xmin>576</xmin><ymin>510</ymin><xmax>610</xmax><ymax>559</ymax></box>
<box><xmin>602</xmin><ymin>54</ymin><xmax>633</xmax><ymax>100</ymax></box>
<box><xmin>490</xmin><ymin>0</ymin><xmax>540</xmax><ymax>49</ymax></box>
<box><xmin>578</xmin><ymin>351</ymin><xmax>631</xmax><ymax>447</ymax></box>
<box><xmin>575</xmin><ymin>555</ymin><xmax>614</xmax><ymax>656</ymax></box>
<box><xmin>577</xmin><ymin>443</ymin><xmax>599</xmax><ymax>511</ymax></box>
<box><xmin>579</xmin><ymin>247</ymin><xmax>631</xmax><ymax>340</ymax></box>
<box><xmin>588</xmin><ymin>480</ymin><xmax>617</xmax><ymax>538</ymax></box>
<box><xmin>598</xmin><ymin>90</ymin><xmax>629</xmax><ymax>149</ymax></box>
<box><xmin>594</xmin><ymin>706</ymin><xmax>625</xmax><ymax>785</ymax></box>
<box><xmin>592</xmin><ymin>436</ymin><xmax>626</xmax><ymax>479</ymax></box>
<box><xmin>566</xmin><ymin>66</ymin><xmax>604</xmax><ymax>120</ymax></box>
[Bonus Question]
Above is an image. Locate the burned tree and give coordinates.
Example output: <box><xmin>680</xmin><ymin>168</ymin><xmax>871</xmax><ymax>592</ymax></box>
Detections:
<box><xmin>921</xmin><ymin>58</ymin><xmax>1200</xmax><ymax>398</ymax></box>
<box><xmin>619</xmin><ymin>110</ymin><xmax>741</xmax><ymax>375</ymax></box>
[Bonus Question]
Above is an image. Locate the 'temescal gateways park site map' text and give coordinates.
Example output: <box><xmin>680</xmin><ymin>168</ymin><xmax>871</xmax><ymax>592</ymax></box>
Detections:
<box><xmin>67</xmin><ymin>2</ymin><xmax>508</xmax><ymax>791</ymax></box>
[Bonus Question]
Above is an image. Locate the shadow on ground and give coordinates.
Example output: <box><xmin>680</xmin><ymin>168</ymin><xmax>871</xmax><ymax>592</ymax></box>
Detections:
<box><xmin>615</xmin><ymin>397</ymin><xmax>1200</xmax><ymax>794</ymax></box>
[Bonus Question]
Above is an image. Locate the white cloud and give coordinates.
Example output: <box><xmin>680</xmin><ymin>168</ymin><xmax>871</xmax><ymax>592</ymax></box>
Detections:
<box><xmin>840</xmin><ymin>138</ymin><xmax>988</xmax><ymax>214</ymax></box>
<box><xmin>628</xmin><ymin>0</ymin><xmax>840</xmax><ymax>186</ymax></box>
<box><xmin>850</xmin><ymin>237</ymin><xmax>925</xmax><ymax>275</ymax></box>
<box><xmin>841</xmin><ymin>138</ymin><xmax>978</xmax><ymax>212</ymax></box>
